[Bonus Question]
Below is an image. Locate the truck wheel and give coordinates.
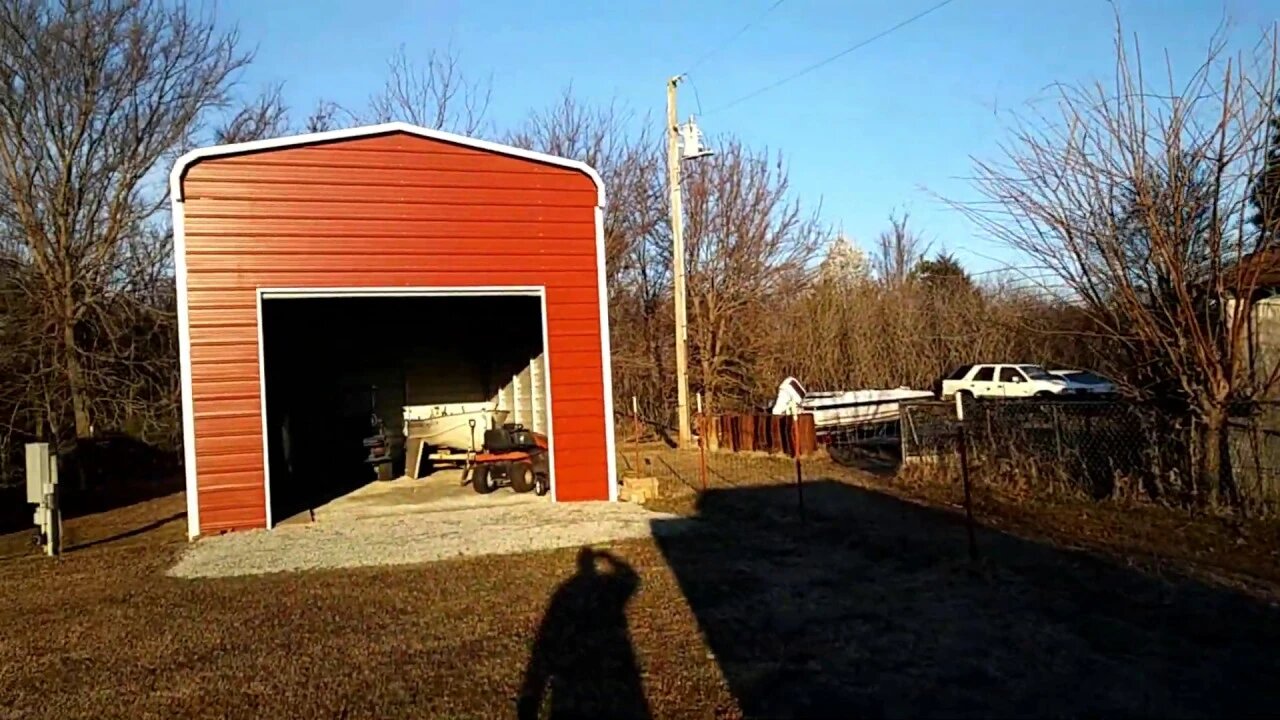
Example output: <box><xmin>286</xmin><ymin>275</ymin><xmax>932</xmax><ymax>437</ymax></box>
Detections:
<box><xmin>510</xmin><ymin>461</ymin><xmax>535</xmax><ymax>493</ymax></box>
<box><xmin>1034</xmin><ymin>391</ymin><xmax>1055</xmax><ymax>398</ymax></box>
<box><xmin>471</xmin><ymin>465</ymin><xmax>496</xmax><ymax>494</ymax></box>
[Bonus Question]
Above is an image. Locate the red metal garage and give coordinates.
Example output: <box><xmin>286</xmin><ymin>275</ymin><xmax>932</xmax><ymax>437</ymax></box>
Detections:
<box><xmin>170</xmin><ymin>123</ymin><xmax>616</xmax><ymax>538</ymax></box>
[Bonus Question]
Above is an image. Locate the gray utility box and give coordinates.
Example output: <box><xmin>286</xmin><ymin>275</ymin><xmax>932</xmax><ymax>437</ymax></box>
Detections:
<box><xmin>25</xmin><ymin>443</ymin><xmax>60</xmax><ymax>556</ymax></box>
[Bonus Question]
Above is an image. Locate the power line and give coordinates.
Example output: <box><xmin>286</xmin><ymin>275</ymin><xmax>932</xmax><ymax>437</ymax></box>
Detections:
<box><xmin>683</xmin><ymin>0</ymin><xmax>787</xmax><ymax>76</ymax></box>
<box><xmin>707</xmin><ymin>0</ymin><xmax>960</xmax><ymax>115</ymax></box>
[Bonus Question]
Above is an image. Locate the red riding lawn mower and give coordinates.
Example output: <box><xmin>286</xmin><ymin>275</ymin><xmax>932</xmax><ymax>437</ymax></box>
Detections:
<box><xmin>464</xmin><ymin>423</ymin><xmax>550</xmax><ymax>496</ymax></box>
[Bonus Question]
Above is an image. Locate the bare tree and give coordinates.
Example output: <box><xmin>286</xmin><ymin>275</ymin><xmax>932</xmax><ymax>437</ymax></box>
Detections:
<box><xmin>368</xmin><ymin>45</ymin><xmax>491</xmax><ymax>135</ymax></box>
<box><xmin>681</xmin><ymin>141</ymin><xmax>826</xmax><ymax>412</ymax></box>
<box><xmin>508</xmin><ymin>92</ymin><xmax>670</xmax><ymax>421</ymax></box>
<box><xmin>215</xmin><ymin>84</ymin><xmax>290</xmax><ymax>144</ymax></box>
<box><xmin>0</xmin><ymin>0</ymin><xmax>247</xmax><ymax>443</ymax></box>
<box><xmin>872</xmin><ymin>212</ymin><xmax>929</xmax><ymax>284</ymax></box>
<box><xmin>955</xmin><ymin>19</ymin><xmax>1280</xmax><ymax>502</ymax></box>
<box><xmin>303</xmin><ymin>99</ymin><xmax>350</xmax><ymax>134</ymax></box>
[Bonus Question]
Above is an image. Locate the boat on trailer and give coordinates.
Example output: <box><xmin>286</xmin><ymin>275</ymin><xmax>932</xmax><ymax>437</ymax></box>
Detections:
<box><xmin>771</xmin><ymin>377</ymin><xmax>934</xmax><ymax>433</ymax></box>
<box><xmin>403</xmin><ymin>402</ymin><xmax>510</xmax><ymax>478</ymax></box>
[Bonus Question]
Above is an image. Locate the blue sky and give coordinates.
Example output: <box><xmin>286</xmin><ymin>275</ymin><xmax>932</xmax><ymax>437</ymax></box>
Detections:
<box><xmin>212</xmin><ymin>0</ymin><xmax>1276</xmax><ymax>272</ymax></box>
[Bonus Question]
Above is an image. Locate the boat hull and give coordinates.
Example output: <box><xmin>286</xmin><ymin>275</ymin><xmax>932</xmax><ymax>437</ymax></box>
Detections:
<box><xmin>772</xmin><ymin>377</ymin><xmax>934</xmax><ymax>432</ymax></box>
<box><xmin>403</xmin><ymin>403</ymin><xmax>510</xmax><ymax>451</ymax></box>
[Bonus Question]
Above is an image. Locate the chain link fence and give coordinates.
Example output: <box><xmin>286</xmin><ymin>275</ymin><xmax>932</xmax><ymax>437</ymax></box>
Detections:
<box><xmin>898</xmin><ymin>399</ymin><xmax>1195</xmax><ymax>501</ymax></box>
<box><xmin>614</xmin><ymin>396</ymin><xmax>1280</xmax><ymax>516</ymax></box>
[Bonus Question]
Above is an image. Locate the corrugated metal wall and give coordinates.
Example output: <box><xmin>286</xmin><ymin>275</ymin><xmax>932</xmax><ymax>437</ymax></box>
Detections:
<box><xmin>178</xmin><ymin>131</ymin><xmax>609</xmax><ymax>534</ymax></box>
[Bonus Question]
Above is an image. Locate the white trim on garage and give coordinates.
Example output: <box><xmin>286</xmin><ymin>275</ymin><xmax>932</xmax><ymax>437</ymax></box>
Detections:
<box><xmin>255</xmin><ymin>286</ymin><xmax>556</xmax><ymax>529</ymax></box>
<box><xmin>594</xmin><ymin>207</ymin><xmax>620</xmax><ymax>502</ymax></box>
<box><xmin>539</xmin><ymin>291</ymin><xmax>559</xmax><ymax>503</ymax></box>
<box><xmin>172</xmin><ymin>197</ymin><xmax>200</xmax><ymax>539</ymax></box>
<box><xmin>260</xmin><ymin>286</ymin><xmax>544</xmax><ymax>299</ymax></box>
<box><xmin>169</xmin><ymin>122</ymin><xmax>606</xmax><ymax>206</ymax></box>
<box><xmin>254</xmin><ymin>289</ymin><xmax>274</xmax><ymax>530</ymax></box>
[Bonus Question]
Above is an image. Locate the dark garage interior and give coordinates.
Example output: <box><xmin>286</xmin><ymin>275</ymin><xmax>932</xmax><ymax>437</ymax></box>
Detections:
<box><xmin>261</xmin><ymin>294</ymin><xmax>545</xmax><ymax>524</ymax></box>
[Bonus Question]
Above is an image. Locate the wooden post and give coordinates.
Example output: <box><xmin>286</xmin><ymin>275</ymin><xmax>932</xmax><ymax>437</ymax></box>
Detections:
<box><xmin>668</xmin><ymin>76</ymin><xmax>692</xmax><ymax>448</ymax></box>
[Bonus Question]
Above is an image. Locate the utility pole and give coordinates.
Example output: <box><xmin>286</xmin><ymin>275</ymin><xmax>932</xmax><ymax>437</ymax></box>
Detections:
<box><xmin>667</xmin><ymin>75</ymin><xmax>692</xmax><ymax>448</ymax></box>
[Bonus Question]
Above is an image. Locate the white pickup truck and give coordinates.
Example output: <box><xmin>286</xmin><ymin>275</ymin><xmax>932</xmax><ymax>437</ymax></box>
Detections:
<box><xmin>940</xmin><ymin>363</ymin><xmax>1071</xmax><ymax>399</ymax></box>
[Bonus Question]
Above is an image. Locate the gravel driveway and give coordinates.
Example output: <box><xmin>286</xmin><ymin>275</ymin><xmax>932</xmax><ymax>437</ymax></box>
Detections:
<box><xmin>169</xmin><ymin>498</ymin><xmax>683</xmax><ymax>578</ymax></box>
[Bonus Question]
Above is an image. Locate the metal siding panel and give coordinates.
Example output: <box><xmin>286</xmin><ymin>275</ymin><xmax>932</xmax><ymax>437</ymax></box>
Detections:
<box><xmin>188</xmin><ymin>165</ymin><xmax>594</xmax><ymax>191</ymax></box>
<box><xmin>195</xmin><ymin>397</ymin><xmax>260</xmax><ymax>418</ymax></box>
<box><xmin>189</xmin><ymin>360</ymin><xmax>259</xmax><ymax>383</ymax></box>
<box><xmin>545</xmin><ymin>317</ymin><xmax>604</xmax><ymax>338</ymax></box>
<box><xmin>185</xmin><ymin>181</ymin><xmax>597</xmax><ymax>206</ymax></box>
<box><xmin>195</xmin><ymin>433</ymin><xmax>263</xmax><ymax>456</ymax></box>
<box><xmin>189</xmin><ymin>343</ymin><xmax>259</xmax><ymax>364</ymax></box>
<box><xmin>184</xmin><ymin>219</ymin><xmax>595</xmax><ymax>239</ymax></box>
<box><xmin>546</xmin><ymin>302</ymin><xmax>604</xmax><ymax>320</ymax></box>
<box><xmin>548</xmin><ymin>382</ymin><xmax>605</xmax><ymax>402</ymax></box>
<box><xmin>184</xmin><ymin>237</ymin><xmax>596</xmax><ymax>256</ymax></box>
<box><xmin>185</xmin><ymin>270</ymin><xmax>598</xmax><ymax>292</ymax></box>
<box><xmin>191</xmin><ymin>379</ymin><xmax>260</xmax><ymax>401</ymax></box>
<box><xmin>185</xmin><ymin>253</ymin><xmax>597</xmax><ymax>273</ymax></box>
<box><xmin>196</xmin><ymin>414</ymin><xmax>261</xmax><ymax>438</ymax></box>
<box><xmin>187</xmin><ymin>289</ymin><xmax>260</xmax><ymax>309</ymax></box>
<box><xmin>183</xmin><ymin>130</ymin><xmax>610</xmax><ymax>532</ymax></box>
<box><xmin>186</xmin><ymin>199</ymin><xmax>593</xmax><ymax>223</ymax></box>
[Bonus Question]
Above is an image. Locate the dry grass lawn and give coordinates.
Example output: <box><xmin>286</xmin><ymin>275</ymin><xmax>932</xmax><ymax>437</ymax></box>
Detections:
<box><xmin>2</xmin><ymin>467</ymin><xmax>1280</xmax><ymax>719</ymax></box>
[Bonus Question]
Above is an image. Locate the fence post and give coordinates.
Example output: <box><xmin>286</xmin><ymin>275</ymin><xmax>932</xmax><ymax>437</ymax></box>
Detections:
<box><xmin>631</xmin><ymin>396</ymin><xmax>641</xmax><ymax>478</ymax></box>
<box><xmin>1052</xmin><ymin>404</ymin><xmax>1064</xmax><ymax>461</ymax></box>
<box><xmin>791</xmin><ymin>407</ymin><xmax>805</xmax><ymax>520</ymax></box>
<box><xmin>956</xmin><ymin>422</ymin><xmax>978</xmax><ymax>565</ymax></box>
<box><xmin>697</xmin><ymin>393</ymin><xmax>708</xmax><ymax>491</ymax></box>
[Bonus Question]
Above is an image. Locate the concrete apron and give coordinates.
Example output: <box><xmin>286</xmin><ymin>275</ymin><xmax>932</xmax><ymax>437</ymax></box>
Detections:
<box><xmin>312</xmin><ymin>470</ymin><xmax>544</xmax><ymax>522</ymax></box>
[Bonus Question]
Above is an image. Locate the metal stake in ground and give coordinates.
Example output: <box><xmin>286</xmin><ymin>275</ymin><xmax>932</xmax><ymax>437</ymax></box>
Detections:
<box><xmin>957</xmin><ymin>420</ymin><xmax>972</xmax><ymax>561</ymax></box>
<box><xmin>955</xmin><ymin>394</ymin><xmax>978</xmax><ymax>564</ymax></box>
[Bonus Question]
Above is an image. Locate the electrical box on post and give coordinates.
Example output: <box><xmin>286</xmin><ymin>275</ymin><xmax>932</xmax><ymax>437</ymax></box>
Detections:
<box><xmin>25</xmin><ymin>442</ymin><xmax>49</xmax><ymax>504</ymax></box>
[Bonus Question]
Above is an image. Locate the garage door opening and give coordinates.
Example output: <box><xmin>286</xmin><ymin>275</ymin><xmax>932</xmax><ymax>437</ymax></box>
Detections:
<box><xmin>259</xmin><ymin>290</ymin><xmax>549</xmax><ymax>525</ymax></box>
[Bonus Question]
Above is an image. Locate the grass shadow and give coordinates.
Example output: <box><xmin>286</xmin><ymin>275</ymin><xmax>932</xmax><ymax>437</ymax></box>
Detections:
<box><xmin>0</xmin><ymin>434</ymin><xmax>182</xmax><ymax>536</ymax></box>
<box><xmin>652</xmin><ymin>480</ymin><xmax>1280</xmax><ymax>718</ymax></box>
<box><xmin>67</xmin><ymin>511</ymin><xmax>186</xmax><ymax>552</ymax></box>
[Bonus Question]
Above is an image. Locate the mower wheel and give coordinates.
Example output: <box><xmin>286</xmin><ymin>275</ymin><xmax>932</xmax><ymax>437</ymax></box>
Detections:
<box><xmin>471</xmin><ymin>464</ymin><xmax>496</xmax><ymax>494</ymax></box>
<box><xmin>534</xmin><ymin>472</ymin><xmax>550</xmax><ymax>496</ymax></box>
<box><xmin>509</xmin><ymin>461</ymin><xmax>535</xmax><ymax>493</ymax></box>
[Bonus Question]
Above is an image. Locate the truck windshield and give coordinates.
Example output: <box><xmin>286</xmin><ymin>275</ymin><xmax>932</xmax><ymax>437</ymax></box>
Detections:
<box><xmin>1019</xmin><ymin>365</ymin><xmax>1054</xmax><ymax>380</ymax></box>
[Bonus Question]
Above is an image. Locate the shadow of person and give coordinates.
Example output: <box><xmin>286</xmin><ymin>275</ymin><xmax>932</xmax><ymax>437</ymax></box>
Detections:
<box><xmin>519</xmin><ymin>547</ymin><xmax>650</xmax><ymax>720</ymax></box>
